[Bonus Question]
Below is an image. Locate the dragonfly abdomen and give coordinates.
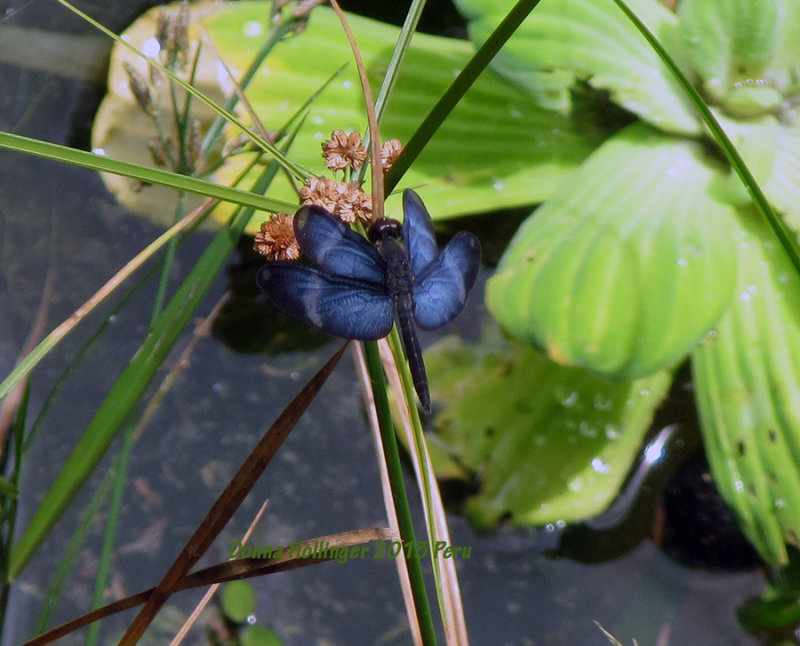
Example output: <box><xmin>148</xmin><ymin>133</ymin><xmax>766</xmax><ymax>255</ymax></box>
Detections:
<box><xmin>395</xmin><ymin>294</ymin><xmax>430</xmax><ymax>413</ymax></box>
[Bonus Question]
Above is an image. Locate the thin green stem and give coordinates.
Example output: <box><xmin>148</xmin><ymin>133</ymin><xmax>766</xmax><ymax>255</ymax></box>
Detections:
<box><xmin>150</xmin><ymin>192</ymin><xmax>187</xmax><ymax>325</ymax></box>
<box><xmin>357</xmin><ymin>0</ymin><xmax>428</xmax><ymax>187</ymax></box>
<box><xmin>0</xmin><ymin>132</ymin><xmax>296</xmax><ymax>215</ymax></box>
<box><xmin>385</xmin><ymin>332</ymin><xmax>445</xmax><ymax>605</ymax></box>
<box><xmin>363</xmin><ymin>341</ymin><xmax>437</xmax><ymax>646</ymax></box>
<box><xmin>200</xmin><ymin>17</ymin><xmax>297</xmax><ymax>158</ymax></box>
<box><xmin>85</xmin><ymin>426</ymin><xmax>135</xmax><ymax>646</ymax></box>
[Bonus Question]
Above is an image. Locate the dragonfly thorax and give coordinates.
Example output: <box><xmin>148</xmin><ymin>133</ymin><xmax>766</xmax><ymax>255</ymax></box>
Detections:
<box><xmin>368</xmin><ymin>218</ymin><xmax>413</xmax><ymax>298</ymax></box>
<box><xmin>368</xmin><ymin>217</ymin><xmax>403</xmax><ymax>244</ymax></box>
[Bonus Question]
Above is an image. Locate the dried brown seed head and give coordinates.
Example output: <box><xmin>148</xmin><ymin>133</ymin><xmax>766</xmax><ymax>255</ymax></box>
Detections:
<box><xmin>346</xmin><ymin>181</ymin><xmax>373</xmax><ymax>223</ymax></box>
<box><xmin>300</xmin><ymin>176</ymin><xmax>372</xmax><ymax>224</ymax></box>
<box><xmin>147</xmin><ymin>139</ymin><xmax>170</xmax><ymax>168</ymax></box>
<box><xmin>123</xmin><ymin>62</ymin><xmax>155</xmax><ymax>116</ymax></box>
<box><xmin>187</xmin><ymin>120</ymin><xmax>203</xmax><ymax>172</ymax></box>
<box><xmin>380</xmin><ymin>139</ymin><xmax>403</xmax><ymax>173</ymax></box>
<box><xmin>156</xmin><ymin>5</ymin><xmax>189</xmax><ymax>67</ymax></box>
<box><xmin>322</xmin><ymin>130</ymin><xmax>368</xmax><ymax>171</ymax></box>
<box><xmin>253</xmin><ymin>213</ymin><xmax>300</xmax><ymax>260</ymax></box>
<box><xmin>299</xmin><ymin>176</ymin><xmax>340</xmax><ymax>213</ymax></box>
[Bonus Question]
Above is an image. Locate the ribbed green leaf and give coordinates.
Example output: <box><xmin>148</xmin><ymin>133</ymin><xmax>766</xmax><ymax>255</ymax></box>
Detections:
<box><xmin>692</xmin><ymin>211</ymin><xmax>800</xmax><ymax>565</ymax></box>
<box><xmin>768</xmin><ymin>2</ymin><xmax>800</xmax><ymax>92</ymax></box>
<box><xmin>95</xmin><ymin>2</ymin><xmax>595</xmax><ymax>231</ymax></box>
<box><xmin>487</xmin><ymin>122</ymin><xmax>738</xmax><ymax>379</ymax></box>
<box><xmin>678</xmin><ymin>0</ymin><xmax>783</xmax><ymax>107</ymax></box>
<box><xmin>206</xmin><ymin>4</ymin><xmax>595</xmax><ymax>221</ymax></box>
<box><xmin>454</xmin><ymin>0</ymin><xmax>699</xmax><ymax>134</ymax></box>
<box><xmin>426</xmin><ymin>334</ymin><xmax>671</xmax><ymax>526</ymax></box>
<box><xmin>712</xmin><ymin>114</ymin><xmax>800</xmax><ymax>232</ymax></box>
<box><xmin>763</xmin><ymin>122</ymin><xmax>800</xmax><ymax>230</ymax></box>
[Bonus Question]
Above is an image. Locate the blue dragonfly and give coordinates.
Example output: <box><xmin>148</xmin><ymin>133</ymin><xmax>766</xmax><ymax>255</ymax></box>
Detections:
<box><xmin>257</xmin><ymin>189</ymin><xmax>480</xmax><ymax>412</ymax></box>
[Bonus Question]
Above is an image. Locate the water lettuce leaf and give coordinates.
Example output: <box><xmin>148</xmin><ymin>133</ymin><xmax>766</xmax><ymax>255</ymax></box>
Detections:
<box><xmin>426</xmin><ymin>333</ymin><xmax>671</xmax><ymax>526</ymax></box>
<box><xmin>205</xmin><ymin>5</ymin><xmax>597</xmax><ymax>222</ymax></box>
<box><xmin>678</xmin><ymin>0</ymin><xmax>783</xmax><ymax>108</ymax></box>
<box><xmin>487</xmin><ymin>122</ymin><xmax>737</xmax><ymax>379</ymax></box>
<box><xmin>692</xmin><ymin>211</ymin><xmax>800</xmax><ymax>565</ymax></box>
<box><xmin>93</xmin><ymin>1</ymin><xmax>598</xmax><ymax>232</ymax></box>
<box><xmin>454</xmin><ymin>0</ymin><xmax>699</xmax><ymax>134</ymax></box>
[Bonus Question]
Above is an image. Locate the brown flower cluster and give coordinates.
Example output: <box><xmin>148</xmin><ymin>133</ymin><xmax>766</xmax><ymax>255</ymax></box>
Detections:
<box><xmin>321</xmin><ymin>130</ymin><xmax>403</xmax><ymax>175</ymax></box>
<box><xmin>253</xmin><ymin>213</ymin><xmax>301</xmax><ymax>260</ymax></box>
<box><xmin>380</xmin><ymin>138</ymin><xmax>403</xmax><ymax>173</ymax></box>
<box><xmin>299</xmin><ymin>176</ymin><xmax>373</xmax><ymax>223</ymax></box>
<box><xmin>322</xmin><ymin>130</ymin><xmax>368</xmax><ymax>171</ymax></box>
<box><xmin>254</xmin><ymin>133</ymin><xmax>406</xmax><ymax>260</ymax></box>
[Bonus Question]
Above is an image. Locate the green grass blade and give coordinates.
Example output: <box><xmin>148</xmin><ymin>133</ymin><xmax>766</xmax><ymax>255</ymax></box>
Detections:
<box><xmin>374</xmin><ymin>0</ymin><xmax>426</xmax><ymax>124</ymax></box>
<box><xmin>0</xmin><ymin>380</ymin><xmax>27</xmax><ymax>633</ymax></box>
<box><xmin>349</xmin><ymin>1</ymin><xmax>464</xmax><ymax>638</ymax></box>
<box><xmin>355</xmin><ymin>0</ymin><xmax>427</xmax><ymax>188</ymax></box>
<box><xmin>384</xmin><ymin>331</ymin><xmax>449</xmax><ymax>611</ymax></box>
<box><xmin>610</xmin><ymin>0</ymin><xmax>800</xmax><ymax>277</ymax></box>
<box><xmin>21</xmin><ymin>264</ymin><xmax>159</xmax><ymax>453</ymax></box>
<box><xmin>201</xmin><ymin>15</ymin><xmax>300</xmax><ymax>157</ymax></box>
<box><xmin>7</xmin><ymin>206</ymin><xmax>251</xmax><ymax>579</ymax></box>
<box><xmin>32</xmin><ymin>470</ymin><xmax>114</xmax><ymax>636</ymax></box>
<box><xmin>0</xmin><ymin>208</ymin><xmax>199</xmax><ymax>403</ymax></box>
<box><xmin>362</xmin><ymin>340</ymin><xmax>437</xmax><ymax>646</ymax></box>
<box><xmin>9</xmin><ymin>117</ymin><xmax>293</xmax><ymax>575</ymax></box>
<box><xmin>85</xmin><ymin>426</ymin><xmax>134</xmax><ymax>646</ymax></box>
<box><xmin>9</xmin><ymin>234</ymin><xmax>233</xmax><ymax>578</ymax></box>
<box><xmin>0</xmin><ymin>132</ymin><xmax>295</xmax><ymax>213</ymax></box>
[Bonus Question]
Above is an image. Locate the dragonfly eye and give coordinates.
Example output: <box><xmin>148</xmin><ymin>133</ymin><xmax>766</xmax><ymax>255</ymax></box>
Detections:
<box><xmin>368</xmin><ymin>218</ymin><xmax>403</xmax><ymax>244</ymax></box>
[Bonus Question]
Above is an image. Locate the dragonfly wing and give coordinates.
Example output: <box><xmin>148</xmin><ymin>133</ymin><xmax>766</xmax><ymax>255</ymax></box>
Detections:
<box><xmin>258</xmin><ymin>263</ymin><xmax>394</xmax><ymax>340</ymax></box>
<box><xmin>402</xmin><ymin>189</ymin><xmax>438</xmax><ymax>276</ymax></box>
<box><xmin>412</xmin><ymin>231</ymin><xmax>481</xmax><ymax>330</ymax></box>
<box><xmin>294</xmin><ymin>206</ymin><xmax>386</xmax><ymax>283</ymax></box>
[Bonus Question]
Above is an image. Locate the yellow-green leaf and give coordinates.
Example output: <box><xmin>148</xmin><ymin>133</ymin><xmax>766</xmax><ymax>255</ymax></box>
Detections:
<box><xmin>487</xmin><ymin>122</ymin><xmax>737</xmax><ymax>379</ymax></box>
<box><xmin>692</xmin><ymin>211</ymin><xmax>800</xmax><ymax>565</ymax></box>
<box><xmin>678</xmin><ymin>0</ymin><xmax>783</xmax><ymax>105</ymax></box>
<box><xmin>426</xmin><ymin>333</ymin><xmax>671</xmax><ymax>526</ymax></box>
<box><xmin>454</xmin><ymin>0</ymin><xmax>699</xmax><ymax>134</ymax></box>
<box><xmin>94</xmin><ymin>1</ymin><xmax>597</xmax><ymax>231</ymax></box>
<box><xmin>206</xmin><ymin>4</ymin><xmax>596</xmax><ymax>223</ymax></box>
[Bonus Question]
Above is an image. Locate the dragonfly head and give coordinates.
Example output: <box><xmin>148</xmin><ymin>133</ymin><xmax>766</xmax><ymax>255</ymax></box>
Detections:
<box><xmin>368</xmin><ymin>217</ymin><xmax>403</xmax><ymax>245</ymax></box>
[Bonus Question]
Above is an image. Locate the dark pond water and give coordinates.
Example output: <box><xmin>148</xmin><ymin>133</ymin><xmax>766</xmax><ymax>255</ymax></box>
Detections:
<box><xmin>0</xmin><ymin>1</ymin><xmax>768</xmax><ymax>644</ymax></box>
